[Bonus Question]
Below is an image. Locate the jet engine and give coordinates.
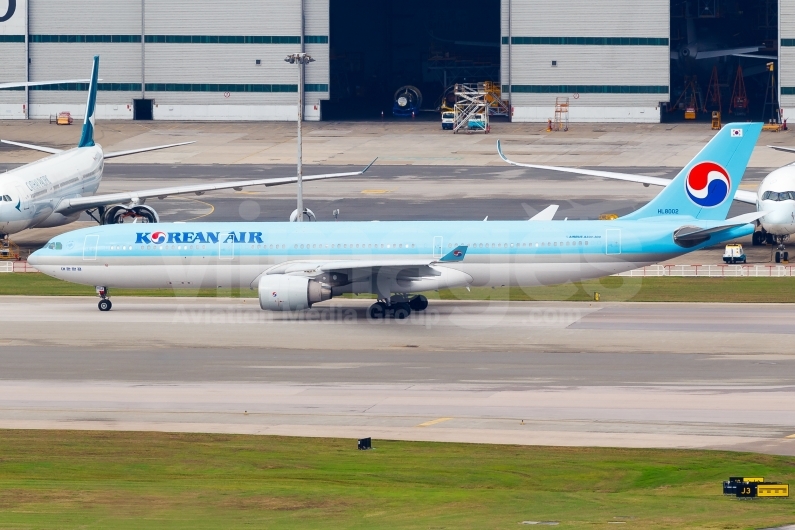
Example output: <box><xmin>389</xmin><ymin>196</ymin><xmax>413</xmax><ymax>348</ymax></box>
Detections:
<box><xmin>102</xmin><ymin>204</ymin><xmax>160</xmax><ymax>224</ymax></box>
<box><xmin>392</xmin><ymin>85</ymin><xmax>422</xmax><ymax>118</ymax></box>
<box><xmin>258</xmin><ymin>275</ymin><xmax>332</xmax><ymax>311</ymax></box>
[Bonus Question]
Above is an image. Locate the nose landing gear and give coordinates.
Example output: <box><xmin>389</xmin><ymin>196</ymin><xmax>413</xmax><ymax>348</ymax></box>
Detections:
<box><xmin>96</xmin><ymin>286</ymin><xmax>112</xmax><ymax>311</ymax></box>
<box><xmin>774</xmin><ymin>235</ymin><xmax>790</xmax><ymax>263</ymax></box>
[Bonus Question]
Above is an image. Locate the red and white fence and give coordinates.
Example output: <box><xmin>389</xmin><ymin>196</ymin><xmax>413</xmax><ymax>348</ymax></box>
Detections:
<box><xmin>616</xmin><ymin>264</ymin><xmax>795</xmax><ymax>277</ymax></box>
<box><xmin>0</xmin><ymin>261</ymin><xmax>39</xmax><ymax>273</ymax></box>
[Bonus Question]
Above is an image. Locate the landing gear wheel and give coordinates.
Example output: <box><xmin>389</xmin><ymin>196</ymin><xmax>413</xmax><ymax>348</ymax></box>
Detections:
<box><xmin>409</xmin><ymin>295</ymin><xmax>429</xmax><ymax>312</ymax></box>
<box><xmin>775</xmin><ymin>251</ymin><xmax>782</xmax><ymax>263</ymax></box>
<box><xmin>368</xmin><ymin>302</ymin><xmax>387</xmax><ymax>320</ymax></box>
<box><xmin>785</xmin><ymin>252</ymin><xmax>790</xmax><ymax>262</ymax></box>
<box><xmin>98</xmin><ymin>299</ymin><xmax>112</xmax><ymax>312</ymax></box>
<box><xmin>393</xmin><ymin>303</ymin><xmax>411</xmax><ymax>320</ymax></box>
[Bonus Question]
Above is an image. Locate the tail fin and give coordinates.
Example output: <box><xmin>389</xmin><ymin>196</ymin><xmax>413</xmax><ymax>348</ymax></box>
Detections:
<box><xmin>77</xmin><ymin>55</ymin><xmax>100</xmax><ymax>148</ymax></box>
<box><xmin>622</xmin><ymin>122</ymin><xmax>762</xmax><ymax>221</ymax></box>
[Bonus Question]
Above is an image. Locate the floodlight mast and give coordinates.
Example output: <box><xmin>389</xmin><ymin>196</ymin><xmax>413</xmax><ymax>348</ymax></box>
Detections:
<box><xmin>284</xmin><ymin>52</ymin><xmax>315</xmax><ymax>221</ymax></box>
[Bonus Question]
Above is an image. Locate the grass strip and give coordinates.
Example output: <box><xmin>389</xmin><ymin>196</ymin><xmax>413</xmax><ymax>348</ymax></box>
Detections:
<box><xmin>2</xmin><ymin>273</ymin><xmax>795</xmax><ymax>302</ymax></box>
<box><xmin>0</xmin><ymin>430</ymin><xmax>792</xmax><ymax>529</ymax></box>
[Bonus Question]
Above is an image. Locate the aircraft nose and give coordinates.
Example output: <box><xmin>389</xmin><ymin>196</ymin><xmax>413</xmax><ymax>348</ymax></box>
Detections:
<box><xmin>27</xmin><ymin>249</ymin><xmax>42</xmax><ymax>267</ymax></box>
<box><xmin>763</xmin><ymin>207</ymin><xmax>795</xmax><ymax>226</ymax></box>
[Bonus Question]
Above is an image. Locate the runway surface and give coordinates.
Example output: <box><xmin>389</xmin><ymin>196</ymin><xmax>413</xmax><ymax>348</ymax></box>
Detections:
<box><xmin>1</xmin><ymin>297</ymin><xmax>794</xmax><ymax>455</ymax></box>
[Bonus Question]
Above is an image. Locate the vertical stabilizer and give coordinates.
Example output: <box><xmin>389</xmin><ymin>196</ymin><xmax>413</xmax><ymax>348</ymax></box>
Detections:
<box><xmin>622</xmin><ymin>122</ymin><xmax>762</xmax><ymax>221</ymax></box>
<box><xmin>77</xmin><ymin>55</ymin><xmax>100</xmax><ymax>148</ymax></box>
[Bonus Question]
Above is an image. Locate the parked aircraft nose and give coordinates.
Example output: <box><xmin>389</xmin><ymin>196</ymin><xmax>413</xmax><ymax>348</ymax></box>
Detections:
<box><xmin>762</xmin><ymin>205</ymin><xmax>795</xmax><ymax>227</ymax></box>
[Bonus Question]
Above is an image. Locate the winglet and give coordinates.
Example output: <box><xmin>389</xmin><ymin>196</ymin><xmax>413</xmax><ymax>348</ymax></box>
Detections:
<box><xmin>78</xmin><ymin>55</ymin><xmax>100</xmax><ymax>148</ymax></box>
<box><xmin>439</xmin><ymin>245</ymin><xmax>468</xmax><ymax>262</ymax></box>
<box><xmin>496</xmin><ymin>139</ymin><xmax>509</xmax><ymax>163</ymax></box>
<box><xmin>361</xmin><ymin>158</ymin><xmax>378</xmax><ymax>174</ymax></box>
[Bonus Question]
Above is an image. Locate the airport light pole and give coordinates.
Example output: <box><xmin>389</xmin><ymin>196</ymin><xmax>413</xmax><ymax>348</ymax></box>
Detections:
<box><xmin>285</xmin><ymin>52</ymin><xmax>315</xmax><ymax>221</ymax></box>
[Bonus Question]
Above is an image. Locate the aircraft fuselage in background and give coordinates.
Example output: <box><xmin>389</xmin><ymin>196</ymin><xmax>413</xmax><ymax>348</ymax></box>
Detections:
<box><xmin>0</xmin><ymin>146</ymin><xmax>104</xmax><ymax>235</ymax></box>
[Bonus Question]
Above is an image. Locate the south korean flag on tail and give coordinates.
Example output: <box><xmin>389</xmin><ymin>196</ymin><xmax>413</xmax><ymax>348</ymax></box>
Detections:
<box><xmin>731</xmin><ymin>128</ymin><xmax>744</xmax><ymax>138</ymax></box>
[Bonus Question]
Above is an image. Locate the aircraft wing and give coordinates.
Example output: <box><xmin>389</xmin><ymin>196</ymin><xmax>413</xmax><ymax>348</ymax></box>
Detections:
<box><xmin>529</xmin><ymin>204</ymin><xmax>559</xmax><ymax>221</ymax></box>
<box><xmin>53</xmin><ymin>159</ymin><xmax>378</xmax><ymax>215</ymax></box>
<box><xmin>1</xmin><ymin>139</ymin><xmax>195</xmax><ymax>158</ymax></box>
<box><xmin>696</xmin><ymin>46</ymin><xmax>762</xmax><ymax>60</ymax></box>
<box><xmin>255</xmin><ymin>246</ymin><xmax>469</xmax><ymax>287</ymax></box>
<box><xmin>496</xmin><ymin>140</ymin><xmax>758</xmax><ymax>205</ymax></box>
<box><xmin>0</xmin><ymin>78</ymin><xmax>92</xmax><ymax>89</ymax></box>
<box><xmin>103</xmin><ymin>141</ymin><xmax>196</xmax><ymax>159</ymax></box>
<box><xmin>0</xmin><ymin>139</ymin><xmax>63</xmax><ymax>155</ymax></box>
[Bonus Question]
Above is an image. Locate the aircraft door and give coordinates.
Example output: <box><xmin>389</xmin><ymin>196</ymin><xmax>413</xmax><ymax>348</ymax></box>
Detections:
<box><xmin>83</xmin><ymin>234</ymin><xmax>99</xmax><ymax>260</ymax></box>
<box><xmin>433</xmin><ymin>236</ymin><xmax>443</xmax><ymax>258</ymax></box>
<box><xmin>605</xmin><ymin>229</ymin><xmax>621</xmax><ymax>255</ymax></box>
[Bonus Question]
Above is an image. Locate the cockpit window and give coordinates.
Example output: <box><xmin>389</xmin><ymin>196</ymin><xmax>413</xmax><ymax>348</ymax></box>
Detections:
<box><xmin>762</xmin><ymin>191</ymin><xmax>795</xmax><ymax>201</ymax></box>
<box><xmin>3</xmin><ymin>196</ymin><xmax>10</xmax><ymax>201</ymax></box>
<box><xmin>46</xmin><ymin>242</ymin><xmax>63</xmax><ymax>250</ymax></box>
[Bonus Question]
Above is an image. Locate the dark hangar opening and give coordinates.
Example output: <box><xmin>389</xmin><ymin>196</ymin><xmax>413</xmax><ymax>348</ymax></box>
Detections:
<box><xmin>325</xmin><ymin>0</ymin><xmax>501</xmax><ymax>120</ymax></box>
<box><xmin>666</xmin><ymin>0</ymin><xmax>779</xmax><ymax>122</ymax></box>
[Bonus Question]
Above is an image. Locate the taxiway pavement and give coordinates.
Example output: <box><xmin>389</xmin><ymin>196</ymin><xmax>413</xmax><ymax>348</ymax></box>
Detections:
<box><xmin>1</xmin><ymin>297</ymin><xmax>793</xmax><ymax>455</ymax></box>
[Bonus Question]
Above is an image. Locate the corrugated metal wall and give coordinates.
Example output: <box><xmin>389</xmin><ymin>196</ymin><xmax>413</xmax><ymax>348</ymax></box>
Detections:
<box><xmin>501</xmin><ymin>0</ymin><xmax>670</xmax><ymax>122</ymax></box>
<box><xmin>1</xmin><ymin>0</ymin><xmax>331</xmax><ymax>120</ymax></box>
<box><xmin>780</xmin><ymin>0</ymin><xmax>795</xmax><ymax>111</ymax></box>
<box><xmin>305</xmin><ymin>0</ymin><xmax>330</xmax><ymax>103</ymax></box>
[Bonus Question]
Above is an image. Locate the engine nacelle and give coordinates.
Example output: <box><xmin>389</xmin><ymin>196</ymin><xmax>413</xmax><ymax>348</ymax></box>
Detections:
<box><xmin>258</xmin><ymin>275</ymin><xmax>332</xmax><ymax>311</ymax></box>
<box><xmin>103</xmin><ymin>204</ymin><xmax>159</xmax><ymax>224</ymax></box>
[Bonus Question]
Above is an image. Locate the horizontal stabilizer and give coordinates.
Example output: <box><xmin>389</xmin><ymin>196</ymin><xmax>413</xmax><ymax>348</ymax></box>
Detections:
<box><xmin>529</xmin><ymin>204</ymin><xmax>559</xmax><ymax>221</ymax></box>
<box><xmin>103</xmin><ymin>141</ymin><xmax>196</xmax><ymax>159</ymax></box>
<box><xmin>674</xmin><ymin>211</ymin><xmax>768</xmax><ymax>242</ymax></box>
<box><xmin>0</xmin><ymin>139</ymin><xmax>62</xmax><ymax>155</ymax></box>
<box><xmin>439</xmin><ymin>245</ymin><xmax>468</xmax><ymax>262</ymax></box>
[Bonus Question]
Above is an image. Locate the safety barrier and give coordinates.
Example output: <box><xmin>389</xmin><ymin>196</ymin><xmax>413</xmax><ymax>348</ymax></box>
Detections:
<box><xmin>616</xmin><ymin>264</ymin><xmax>795</xmax><ymax>277</ymax></box>
<box><xmin>0</xmin><ymin>261</ymin><xmax>39</xmax><ymax>273</ymax></box>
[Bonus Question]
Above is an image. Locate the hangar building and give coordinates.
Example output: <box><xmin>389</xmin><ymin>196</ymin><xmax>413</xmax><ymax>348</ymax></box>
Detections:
<box><xmin>0</xmin><ymin>0</ymin><xmax>787</xmax><ymax>123</ymax></box>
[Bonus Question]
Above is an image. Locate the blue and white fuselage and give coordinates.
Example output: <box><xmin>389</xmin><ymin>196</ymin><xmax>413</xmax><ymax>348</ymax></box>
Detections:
<box><xmin>29</xmin><ymin>217</ymin><xmax>752</xmax><ymax>290</ymax></box>
<box><xmin>29</xmin><ymin>122</ymin><xmax>765</xmax><ymax>313</ymax></box>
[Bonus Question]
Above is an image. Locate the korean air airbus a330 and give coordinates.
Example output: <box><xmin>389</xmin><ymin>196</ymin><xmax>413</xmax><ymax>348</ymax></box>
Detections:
<box><xmin>0</xmin><ymin>56</ymin><xmax>373</xmax><ymax>241</ymax></box>
<box><xmin>30</xmin><ymin>123</ymin><xmax>764</xmax><ymax>316</ymax></box>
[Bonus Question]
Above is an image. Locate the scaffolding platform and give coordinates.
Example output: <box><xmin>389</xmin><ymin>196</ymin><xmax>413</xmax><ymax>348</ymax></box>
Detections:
<box><xmin>452</xmin><ymin>83</ymin><xmax>492</xmax><ymax>134</ymax></box>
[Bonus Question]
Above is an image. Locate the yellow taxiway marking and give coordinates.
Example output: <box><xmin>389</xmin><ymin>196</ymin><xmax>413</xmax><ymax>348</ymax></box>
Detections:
<box><xmin>786</xmin><ymin>434</ymin><xmax>795</xmax><ymax>439</ymax></box>
<box><xmin>416</xmin><ymin>417</ymin><xmax>453</xmax><ymax>428</ymax></box>
<box><xmin>361</xmin><ymin>189</ymin><xmax>391</xmax><ymax>194</ymax></box>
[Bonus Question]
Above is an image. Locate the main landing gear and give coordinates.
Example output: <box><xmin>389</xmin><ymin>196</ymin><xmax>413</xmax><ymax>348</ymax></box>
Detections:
<box><xmin>368</xmin><ymin>295</ymin><xmax>428</xmax><ymax>320</ymax></box>
<box><xmin>96</xmin><ymin>286</ymin><xmax>112</xmax><ymax>311</ymax></box>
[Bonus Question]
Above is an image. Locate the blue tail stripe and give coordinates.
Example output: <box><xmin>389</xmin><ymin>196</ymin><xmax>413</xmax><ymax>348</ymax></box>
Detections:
<box><xmin>77</xmin><ymin>55</ymin><xmax>99</xmax><ymax>148</ymax></box>
<box><xmin>622</xmin><ymin>122</ymin><xmax>762</xmax><ymax>221</ymax></box>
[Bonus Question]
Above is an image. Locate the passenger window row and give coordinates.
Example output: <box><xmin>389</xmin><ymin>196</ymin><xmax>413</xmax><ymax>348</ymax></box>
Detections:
<box><xmin>450</xmin><ymin>241</ymin><xmax>590</xmax><ymax>248</ymax></box>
